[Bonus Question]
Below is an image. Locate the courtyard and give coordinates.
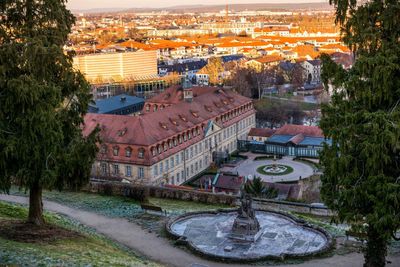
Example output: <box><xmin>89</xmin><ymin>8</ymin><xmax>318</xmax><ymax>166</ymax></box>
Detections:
<box><xmin>221</xmin><ymin>153</ymin><xmax>315</xmax><ymax>183</ymax></box>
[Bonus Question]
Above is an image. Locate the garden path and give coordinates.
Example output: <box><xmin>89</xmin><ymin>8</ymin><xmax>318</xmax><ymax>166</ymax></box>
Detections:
<box><xmin>1</xmin><ymin>194</ymin><xmax>399</xmax><ymax>267</ymax></box>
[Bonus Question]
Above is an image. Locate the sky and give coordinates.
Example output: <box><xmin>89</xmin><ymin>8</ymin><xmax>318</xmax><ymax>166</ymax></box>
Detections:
<box><xmin>66</xmin><ymin>0</ymin><xmax>327</xmax><ymax>10</ymax></box>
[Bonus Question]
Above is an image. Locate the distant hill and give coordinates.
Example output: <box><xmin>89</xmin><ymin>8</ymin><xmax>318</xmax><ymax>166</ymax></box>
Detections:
<box><xmin>157</xmin><ymin>2</ymin><xmax>333</xmax><ymax>13</ymax></box>
<box><xmin>73</xmin><ymin>2</ymin><xmax>332</xmax><ymax>14</ymax></box>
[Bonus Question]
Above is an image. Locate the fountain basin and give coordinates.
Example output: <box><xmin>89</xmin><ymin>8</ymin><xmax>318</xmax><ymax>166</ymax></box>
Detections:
<box><xmin>166</xmin><ymin>209</ymin><xmax>333</xmax><ymax>262</ymax></box>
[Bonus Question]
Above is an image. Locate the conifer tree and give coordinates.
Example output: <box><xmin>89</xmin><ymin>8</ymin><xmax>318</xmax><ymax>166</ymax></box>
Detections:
<box><xmin>320</xmin><ymin>1</ymin><xmax>400</xmax><ymax>266</ymax></box>
<box><xmin>0</xmin><ymin>0</ymin><xmax>99</xmax><ymax>225</ymax></box>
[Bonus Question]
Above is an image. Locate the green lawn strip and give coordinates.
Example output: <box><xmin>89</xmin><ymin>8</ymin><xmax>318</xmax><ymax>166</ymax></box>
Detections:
<box><xmin>10</xmin><ymin>187</ymin><xmax>229</xmax><ymax>218</ymax></box>
<box><xmin>0</xmin><ymin>201</ymin><xmax>160</xmax><ymax>267</ymax></box>
<box><xmin>256</xmin><ymin>165</ymin><xmax>294</xmax><ymax>176</ymax></box>
<box><xmin>291</xmin><ymin>212</ymin><xmax>346</xmax><ymax>237</ymax></box>
<box><xmin>254</xmin><ymin>98</ymin><xmax>319</xmax><ymax>111</ymax></box>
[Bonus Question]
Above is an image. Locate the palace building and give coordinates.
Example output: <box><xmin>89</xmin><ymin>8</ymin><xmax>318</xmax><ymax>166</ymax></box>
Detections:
<box><xmin>84</xmin><ymin>85</ymin><xmax>256</xmax><ymax>185</ymax></box>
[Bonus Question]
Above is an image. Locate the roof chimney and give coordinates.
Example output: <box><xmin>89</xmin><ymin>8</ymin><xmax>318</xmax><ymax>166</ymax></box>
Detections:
<box><xmin>120</xmin><ymin>96</ymin><xmax>126</xmax><ymax>102</ymax></box>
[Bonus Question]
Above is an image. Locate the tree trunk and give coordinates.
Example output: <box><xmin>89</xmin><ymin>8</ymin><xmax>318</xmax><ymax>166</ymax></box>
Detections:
<box><xmin>28</xmin><ymin>182</ymin><xmax>45</xmax><ymax>225</ymax></box>
<box><xmin>364</xmin><ymin>226</ymin><xmax>387</xmax><ymax>267</ymax></box>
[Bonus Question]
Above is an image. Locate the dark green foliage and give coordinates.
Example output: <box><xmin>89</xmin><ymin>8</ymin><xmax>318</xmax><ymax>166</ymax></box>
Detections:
<box><xmin>0</xmin><ymin>1</ymin><xmax>99</xmax><ymax>223</ymax></box>
<box><xmin>123</xmin><ymin>186</ymin><xmax>149</xmax><ymax>203</ymax></box>
<box><xmin>320</xmin><ymin>1</ymin><xmax>400</xmax><ymax>266</ymax></box>
<box><xmin>244</xmin><ymin>177</ymin><xmax>278</xmax><ymax>199</ymax></box>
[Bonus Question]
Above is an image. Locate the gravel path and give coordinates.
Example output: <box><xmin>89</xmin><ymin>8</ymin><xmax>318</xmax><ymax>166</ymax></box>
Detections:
<box><xmin>1</xmin><ymin>194</ymin><xmax>399</xmax><ymax>267</ymax></box>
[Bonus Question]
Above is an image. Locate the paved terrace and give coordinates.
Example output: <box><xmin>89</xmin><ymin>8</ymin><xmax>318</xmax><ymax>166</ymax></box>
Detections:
<box><xmin>221</xmin><ymin>153</ymin><xmax>314</xmax><ymax>182</ymax></box>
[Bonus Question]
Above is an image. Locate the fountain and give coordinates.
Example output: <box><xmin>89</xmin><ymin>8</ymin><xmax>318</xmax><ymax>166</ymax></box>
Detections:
<box><xmin>166</xmin><ymin>192</ymin><xmax>333</xmax><ymax>262</ymax></box>
<box><xmin>229</xmin><ymin>192</ymin><xmax>261</xmax><ymax>242</ymax></box>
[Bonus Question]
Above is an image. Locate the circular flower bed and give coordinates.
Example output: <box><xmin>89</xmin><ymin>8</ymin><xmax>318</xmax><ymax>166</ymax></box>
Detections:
<box><xmin>256</xmin><ymin>164</ymin><xmax>294</xmax><ymax>176</ymax></box>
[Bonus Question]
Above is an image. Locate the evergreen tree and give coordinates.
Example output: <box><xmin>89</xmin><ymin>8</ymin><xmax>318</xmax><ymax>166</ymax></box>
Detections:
<box><xmin>0</xmin><ymin>0</ymin><xmax>99</xmax><ymax>225</ymax></box>
<box><xmin>320</xmin><ymin>1</ymin><xmax>400</xmax><ymax>266</ymax></box>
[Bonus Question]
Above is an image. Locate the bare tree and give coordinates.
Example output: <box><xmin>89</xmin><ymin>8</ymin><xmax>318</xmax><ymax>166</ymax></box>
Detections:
<box><xmin>249</xmin><ymin>66</ymin><xmax>277</xmax><ymax>99</ymax></box>
<box><xmin>229</xmin><ymin>67</ymin><xmax>251</xmax><ymax>97</ymax></box>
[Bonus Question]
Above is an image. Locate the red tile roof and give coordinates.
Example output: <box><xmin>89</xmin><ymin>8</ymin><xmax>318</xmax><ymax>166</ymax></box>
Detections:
<box><xmin>83</xmin><ymin>86</ymin><xmax>255</xmax><ymax>165</ymax></box>
<box><xmin>248</xmin><ymin>128</ymin><xmax>276</xmax><ymax>138</ymax></box>
<box><xmin>274</xmin><ymin>124</ymin><xmax>323</xmax><ymax>137</ymax></box>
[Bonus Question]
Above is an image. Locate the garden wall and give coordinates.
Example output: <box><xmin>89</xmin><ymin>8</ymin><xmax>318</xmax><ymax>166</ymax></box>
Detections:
<box><xmin>85</xmin><ymin>181</ymin><xmax>237</xmax><ymax>205</ymax></box>
<box><xmin>253</xmin><ymin>198</ymin><xmax>333</xmax><ymax>217</ymax></box>
<box><xmin>85</xmin><ymin>181</ymin><xmax>333</xmax><ymax>216</ymax></box>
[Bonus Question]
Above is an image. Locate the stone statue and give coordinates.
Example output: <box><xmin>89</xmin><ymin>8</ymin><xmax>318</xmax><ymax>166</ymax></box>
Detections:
<box><xmin>229</xmin><ymin>188</ymin><xmax>261</xmax><ymax>241</ymax></box>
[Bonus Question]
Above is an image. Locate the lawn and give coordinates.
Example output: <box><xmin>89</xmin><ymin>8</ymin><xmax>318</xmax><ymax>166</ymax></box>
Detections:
<box><xmin>256</xmin><ymin>164</ymin><xmax>294</xmax><ymax>175</ymax></box>
<box><xmin>255</xmin><ymin>98</ymin><xmax>319</xmax><ymax>111</ymax></box>
<box><xmin>34</xmin><ymin>190</ymin><xmax>230</xmax><ymax>216</ymax></box>
<box><xmin>0</xmin><ymin>201</ymin><xmax>160</xmax><ymax>267</ymax></box>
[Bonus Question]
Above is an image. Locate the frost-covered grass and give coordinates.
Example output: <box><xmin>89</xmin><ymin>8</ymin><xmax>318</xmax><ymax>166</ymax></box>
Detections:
<box><xmin>10</xmin><ymin>188</ymin><xmax>229</xmax><ymax>218</ymax></box>
<box><xmin>0</xmin><ymin>201</ymin><xmax>160</xmax><ymax>267</ymax></box>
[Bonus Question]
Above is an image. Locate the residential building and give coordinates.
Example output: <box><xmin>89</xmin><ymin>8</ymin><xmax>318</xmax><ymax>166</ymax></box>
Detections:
<box><xmin>303</xmin><ymin>59</ymin><xmax>322</xmax><ymax>84</ymax></box>
<box><xmin>248</xmin><ymin>128</ymin><xmax>276</xmax><ymax>142</ymax></box>
<box><xmin>73</xmin><ymin>50</ymin><xmax>158</xmax><ymax>81</ymax></box>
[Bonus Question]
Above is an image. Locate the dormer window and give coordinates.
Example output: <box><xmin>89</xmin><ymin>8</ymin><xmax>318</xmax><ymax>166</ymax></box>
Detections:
<box><xmin>183</xmin><ymin>134</ymin><xmax>187</xmax><ymax>141</ymax></box>
<box><xmin>196</xmin><ymin>128</ymin><xmax>200</xmax><ymax>135</ymax></box>
<box><xmin>179</xmin><ymin>135</ymin><xmax>182</xmax><ymax>144</ymax></box>
<box><xmin>138</xmin><ymin>148</ymin><xmax>145</xmax><ymax>159</ymax></box>
<box><xmin>157</xmin><ymin>145</ymin><xmax>162</xmax><ymax>154</ymax></box>
<box><xmin>169</xmin><ymin>141</ymin><xmax>173</xmax><ymax>148</ymax></box>
<box><xmin>204</xmin><ymin>105</ymin><xmax>212</xmax><ymax>112</ymax></box>
<box><xmin>190</xmin><ymin>110</ymin><xmax>199</xmax><ymax>118</ymax></box>
<box><xmin>125</xmin><ymin>147</ymin><xmax>132</xmax><ymax>157</ymax></box>
<box><xmin>164</xmin><ymin>143</ymin><xmax>168</xmax><ymax>151</ymax></box>
<box><xmin>146</xmin><ymin>105</ymin><xmax>150</xmax><ymax>112</ymax></box>
<box><xmin>160</xmin><ymin>122</ymin><xmax>168</xmax><ymax>130</ymax></box>
<box><xmin>113</xmin><ymin>146</ymin><xmax>119</xmax><ymax>156</ymax></box>
<box><xmin>118</xmin><ymin>128</ymin><xmax>127</xmax><ymax>137</ymax></box>
<box><xmin>188</xmin><ymin>132</ymin><xmax>191</xmax><ymax>139</ymax></box>
<box><xmin>173</xmin><ymin>138</ymin><xmax>177</xmax><ymax>146</ymax></box>
<box><xmin>152</xmin><ymin>148</ymin><xmax>156</xmax><ymax>156</ymax></box>
<box><xmin>169</xmin><ymin>118</ymin><xmax>179</xmax><ymax>126</ymax></box>
<box><xmin>179</xmin><ymin>114</ymin><xmax>187</xmax><ymax>122</ymax></box>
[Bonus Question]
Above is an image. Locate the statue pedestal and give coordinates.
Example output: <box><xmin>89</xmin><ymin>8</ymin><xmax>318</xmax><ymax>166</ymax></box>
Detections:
<box><xmin>229</xmin><ymin>215</ymin><xmax>261</xmax><ymax>242</ymax></box>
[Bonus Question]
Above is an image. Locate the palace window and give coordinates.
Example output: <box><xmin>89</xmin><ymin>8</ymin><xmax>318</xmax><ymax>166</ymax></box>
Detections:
<box><xmin>101</xmin><ymin>162</ymin><xmax>107</xmax><ymax>174</ymax></box>
<box><xmin>138</xmin><ymin>167</ymin><xmax>144</xmax><ymax>179</ymax></box>
<box><xmin>125</xmin><ymin>147</ymin><xmax>132</xmax><ymax>157</ymax></box>
<box><xmin>138</xmin><ymin>148</ymin><xmax>145</xmax><ymax>159</ymax></box>
<box><xmin>113</xmin><ymin>146</ymin><xmax>119</xmax><ymax>156</ymax></box>
<box><xmin>159</xmin><ymin>162</ymin><xmax>163</xmax><ymax>173</ymax></box>
<box><xmin>113</xmin><ymin>164</ymin><xmax>119</xmax><ymax>175</ymax></box>
<box><xmin>125</xmin><ymin>166</ymin><xmax>132</xmax><ymax>177</ymax></box>
<box><xmin>154</xmin><ymin>165</ymin><xmax>158</xmax><ymax>176</ymax></box>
